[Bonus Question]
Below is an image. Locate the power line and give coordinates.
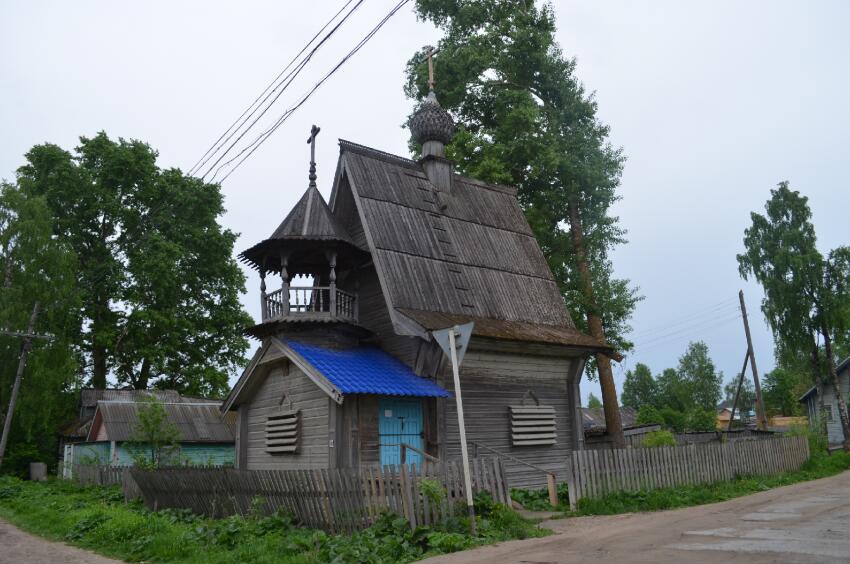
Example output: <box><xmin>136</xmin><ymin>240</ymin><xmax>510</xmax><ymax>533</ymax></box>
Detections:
<box><xmin>627</xmin><ymin>297</ymin><xmax>738</xmax><ymax>339</ymax></box>
<box><xmin>211</xmin><ymin>0</ymin><xmax>412</xmax><ymax>183</ymax></box>
<box><xmin>634</xmin><ymin>312</ymin><xmax>742</xmax><ymax>349</ymax></box>
<box><xmin>628</xmin><ymin>302</ymin><xmax>740</xmax><ymax>340</ymax></box>
<box><xmin>189</xmin><ymin>0</ymin><xmax>360</xmax><ymax>177</ymax></box>
<box><xmin>632</xmin><ymin>313</ymin><xmax>743</xmax><ymax>353</ymax></box>
<box><xmin>199</xmin><ymin>0</ymin><xmax>367</xmax><ymax>181</ymax></box>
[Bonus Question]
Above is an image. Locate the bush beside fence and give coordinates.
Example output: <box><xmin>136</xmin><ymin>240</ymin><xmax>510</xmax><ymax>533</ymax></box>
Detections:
<box><xmin>129</xmin><ymin>456</ymin><xmax>510</xmax><ymax>533</ymax></box>
<box><xmin>567</xmin><ymin>435</ymin><xmax>809</xmax><ymax>509</ymax></box>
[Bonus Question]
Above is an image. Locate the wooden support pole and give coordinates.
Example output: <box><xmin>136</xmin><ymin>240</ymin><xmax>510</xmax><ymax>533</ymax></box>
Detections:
<box><xmin>727</xmin><ymin>351</ymin><xmax>750</xmax><ymax>432</ymax></box>
<box><xmin>0</xmin><ymin>303</ymin><xmax>40</xmax><ymax>468</ymax></box>
<box><xmin>739</xmin><ymin>290</ymin><xmax>768</xmax><ymax>430</ymax></box>
<box><xmin>448</xmin><ymin>327</ymin><xmax>476</xmax><ymax>535</ymax></box>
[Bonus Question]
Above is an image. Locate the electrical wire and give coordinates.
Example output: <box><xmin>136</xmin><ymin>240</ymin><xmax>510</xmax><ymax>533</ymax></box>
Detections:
<box><xmin>632</xmin><ymin>313</ymin><xmax>743</xmax><ymax>354</ymax></box>
<box><xmin>210</xmin><ymin>0</ymin><xmax>412</xmax><ymax>183</ymax></box>
<box><xmin>188</xmin><ymin>0</ymin><xmax>360</xmax><ymax>177</ymax></box>
<box><xmin>199</xmin><ymin>0</ymin><xmax>368</xmax><ymax>181</ymax></box>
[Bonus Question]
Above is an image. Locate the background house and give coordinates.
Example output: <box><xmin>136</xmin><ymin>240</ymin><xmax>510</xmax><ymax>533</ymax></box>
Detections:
<box><xmin>800</xmin><ymin>356</ymin><xmax>849</xmax><ymax>446</ymax></box>
<box><xmin>63</xmin><ymin>396</ymin><xmax>235</xmax><ymax>468</ymax></box>
<box><xmin>58</xmin><ymin>389</ymin><xmax>182</xmax><ymax>458</ymax></box>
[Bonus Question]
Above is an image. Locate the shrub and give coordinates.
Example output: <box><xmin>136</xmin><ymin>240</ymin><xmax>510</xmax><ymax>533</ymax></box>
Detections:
<box><xmin>685</xmin><ymin>409</ymin><xmax>717</xmax><ymax>432</ymax></box>
<box><xmin>660</xmin><ymin>408</ymin><xmax>687</xmax><ymax>432</ymax></box>
<box><xmin>788</xmin><ymin>422</ymin><xmax>828</xmax><ymax>454</ymax></box>
<box><xmin>641</xmin><ymin>430</ymin><xmax>676</xmax><ymax>448</ymax></box>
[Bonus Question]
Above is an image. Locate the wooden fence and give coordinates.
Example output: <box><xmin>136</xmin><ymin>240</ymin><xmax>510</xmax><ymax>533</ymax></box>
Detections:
<box><xmin>58</xmin><ymin>462</ymin><xmax>127</xmax><ymax>486</ymax></box>
<box><xmin>129</xmin><ymin>457</ymin><xmax>510</xmax><ymax>533</ymax></box>
<box><xmin>567</xmin><ymin>435</ymin><xmax>809</xmax><ymax>509</ymax></box>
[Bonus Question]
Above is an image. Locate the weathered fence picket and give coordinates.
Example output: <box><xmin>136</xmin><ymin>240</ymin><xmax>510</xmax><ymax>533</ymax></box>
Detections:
<box><xmin>124</xmin><ymin>456</ymin><xmax>508</xmax><ymax>533</ymax></box>
<box><xmin>568</xmin><ymin>436</ymin><xmax>809</xmax><ymax>510</ymax></box>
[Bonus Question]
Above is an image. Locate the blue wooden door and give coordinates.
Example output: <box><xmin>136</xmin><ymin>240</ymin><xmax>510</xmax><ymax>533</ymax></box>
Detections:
<box><xmin>379</xmin><ymin>398</ymin><xmax>424</xmax><ymax>467</ymax></box>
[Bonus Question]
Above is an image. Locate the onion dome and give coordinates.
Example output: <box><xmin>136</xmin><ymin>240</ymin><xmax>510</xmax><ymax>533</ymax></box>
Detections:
<box><xmin>409</xmin><ymin>91</ymin><xmax>455</xmax><ymax>146</ymax></box>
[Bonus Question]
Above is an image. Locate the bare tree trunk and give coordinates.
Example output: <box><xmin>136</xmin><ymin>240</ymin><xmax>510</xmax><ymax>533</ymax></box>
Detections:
<box><xmin>822</xmin><ymin>327</ymin><xmax>850</xmax><ymax>451</ymax></box>
<box><xmin>91</xmin><ymin>295</ymin><xmax>110</xmax><ymax>389</ymax></box>
<box><xmin>567</xmin><ymin>198</ymin><xmax>625</xmax><ymax>448</ymax></box>
<box><xmin>812</xmin><ymin>343</ymin><xmax>827</xmax><ymax>438</ymax></box>
<box><xmin>135</xmin><ymin>358</ymin><xmax>151</xmax><ymax>390</ymax></box>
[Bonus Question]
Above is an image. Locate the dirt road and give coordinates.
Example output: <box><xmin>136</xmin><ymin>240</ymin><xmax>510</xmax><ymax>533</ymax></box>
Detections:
<box><xmin>425</xmin><ymin>470</ymin><xmax>850</xmax><ymax>563</ymax></box>
<box><xmin>0</xmin><ymin>519</ymin><xmax>119</xmax><ymax>564</ymax></box>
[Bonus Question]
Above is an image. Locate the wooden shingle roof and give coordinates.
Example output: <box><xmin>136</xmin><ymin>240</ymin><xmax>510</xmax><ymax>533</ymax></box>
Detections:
<box><xmin>334</xmin><ymin>140</ymin><xmax>606</xmax><ymax>350</ymax></box>
<box><xmin>240</xmin><ymin>185</ymin><xmax>360</xmax><ymax>270</ymax></box>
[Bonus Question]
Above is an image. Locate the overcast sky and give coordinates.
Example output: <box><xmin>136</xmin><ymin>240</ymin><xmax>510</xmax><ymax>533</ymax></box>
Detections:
<box><xmin>2</xmin><ymin>1</ymin><xmax>848</xmax><ymax>403</ymax></box>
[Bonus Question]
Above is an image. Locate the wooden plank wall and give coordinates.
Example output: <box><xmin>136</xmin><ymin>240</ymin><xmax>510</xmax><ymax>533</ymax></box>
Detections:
<box><xmin>567</xmin><ymin>436</ymin><xmax>810</xmax><ymax>509</ymax></box>
<box><xmin>244</xmin><ymin>363</ymin><xmax>329</xmax><ymax>470</ymax></box>
<box><xmin>440</xmin><ymin>349</ymin><xmax>577</xmax><ymax>489</ymax></box>
<box><xmin>128</xmin><ymin>457</ymin><xmax>510</xmax><ymax>534</ymax></box>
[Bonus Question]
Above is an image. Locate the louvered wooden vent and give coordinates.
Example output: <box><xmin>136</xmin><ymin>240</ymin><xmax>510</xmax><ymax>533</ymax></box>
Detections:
<box><xmin>266</xmin><ymin>411</ymin><xmax>299</xmax><ymax>455</ymax></box>
<box><xmin>509</xmin><ymin>405</ymin><xmax>556</xmax><ymax>446</ymax></box>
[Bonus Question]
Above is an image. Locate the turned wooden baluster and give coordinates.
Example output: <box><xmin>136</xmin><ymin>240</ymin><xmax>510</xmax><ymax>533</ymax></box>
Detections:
<box><xmin>328</xmin><ymin>251</ymin><xmax>337</xmax><ymax>317</ymax></box>
<box><xmin>260</xmin><ymin>268</ymin><xmax>268</xmax><ymax>320</ymax></box>
<box><xmin>280</xmin><ymin>253</ymin><xmax>290</xmax><ymax>316</ymax></box>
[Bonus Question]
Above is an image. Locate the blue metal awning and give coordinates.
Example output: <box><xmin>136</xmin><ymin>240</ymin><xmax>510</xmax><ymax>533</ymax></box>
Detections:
<box><xmin>286</xmin><ymin>341</ymin><xmax>451</xmax><ymax>398</ymax></box>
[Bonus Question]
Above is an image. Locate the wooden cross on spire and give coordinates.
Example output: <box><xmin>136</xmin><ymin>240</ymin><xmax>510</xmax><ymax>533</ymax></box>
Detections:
<box><xmin>307</xmin><ymin>124</ymin><xmax>320</xmax><ymax>188</ymax></box>
<box><xmin>423</xmin><ymin>47</ymin><xmax>439</xmax><ymax>92</ymax></box>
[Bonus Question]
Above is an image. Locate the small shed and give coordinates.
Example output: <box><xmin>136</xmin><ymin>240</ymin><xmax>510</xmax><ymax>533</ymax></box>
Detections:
<box><xmin>68</xmin><ymin>401</ymin><xmax>236</xmax><ymax>467</ymax></box>
<box><xmin>799</xmin><ymin>356</ymin><xmax>850</xmax><ymax>446</ymax></box>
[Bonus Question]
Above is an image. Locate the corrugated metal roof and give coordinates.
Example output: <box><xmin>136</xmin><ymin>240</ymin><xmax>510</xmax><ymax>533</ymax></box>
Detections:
<box><xmin>94</xmin><ymin>401</ymin><xmax>235</xmax><ymax>443</ymax></box>
<box><xmin>287</xmin><ymin>340</ymin><xmax>451</xmax><ymax>398</ymax></box>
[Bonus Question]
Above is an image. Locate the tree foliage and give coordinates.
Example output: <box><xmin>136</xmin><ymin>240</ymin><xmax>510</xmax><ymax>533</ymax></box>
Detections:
<box><xmin>621</xmin><ymin>363</ymin><xmax>656</xmax><ymax>409</ymax></box>
<box><xmin>586</xmin><ymin>393</ymin><xmax>602</xmax><ymax>408</ymax></box>
<box><xmin>762</xmin><ymin>367</ymin><xmax>804</xmax><ymax>416</ymax></box>
<box><xmin>675</xmin><ymin>342</ymin><xmax>723</xmax><ymax>412</ymax></box>
<box><xmin>738</xmin><ymin>182</ymin><xmax>850</xmax><ymax>447</ymax></box>
<box><xmin>723</xmin><ymin>376</ymin><xmax>756</xmax><ymax>414</ymax></box>
<box><xmin>12</xmin><ymin>133</ymin><xmax>251</xmax><ymax>396</ymax></box>
<box><xmin>0</xmin><ymin>183</ymin><xmax>80</xmax><ymax>474</ymax></box>
<box><xmin>404</xmin><ymin>0</ymin><xmax>640</xmax><ymax>363</ymax></box>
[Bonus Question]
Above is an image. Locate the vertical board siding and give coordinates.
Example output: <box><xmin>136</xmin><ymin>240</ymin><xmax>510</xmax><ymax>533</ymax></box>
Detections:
<box><xmin>128</xmin><ymin>457</ymin><xmax>509</xmax><ymax>533</ymax></box>
<box><xmin>441</xmin><ymin>350</ymin><xmax>577</xmax><ymax>489</ymax></box>
<box><xmin>567</xmin><ymin>436</ymin><xmax>810</xmax><ymax>509</ymax></box>
<box><xmin>245</xmin><ymin>363</ymin><xmax>329</xmax><ymax>470</ymax></box>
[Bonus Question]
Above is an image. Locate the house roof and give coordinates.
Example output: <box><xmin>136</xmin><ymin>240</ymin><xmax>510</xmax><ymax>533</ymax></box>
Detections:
<box><xmin>335</xmin><ymin>140</ymin><xmax>609</xmax><ymax>350</ymax></box>
<box><xmin>80</xmin><ymin>388</ymin><xmax>182</xmax><ymax>409</ymax></box>
<box><xmin>88</xmin><ymin>401</ymin><xmax>235</xmax><ymax>443</ymax></box>
<box><xmin>581</xmin><ymin>406</ymin><xmax>638</xmax><ymax>431</ymax></box>
<box><xmin>286</xmin><ymin>340</ymin><xmax>451</xmax><ymax>398</ymax></box>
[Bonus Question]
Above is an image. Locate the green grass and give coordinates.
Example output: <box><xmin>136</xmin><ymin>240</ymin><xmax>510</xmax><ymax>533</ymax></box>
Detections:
<box><xmin>0</xmin><ymin>477</ymin><xmax>546</xmax><ymax>563</ymax></box>
<box><xmin>511</xmin><ymin>450</ymin><xmax>850</xmax><ymax>517</ymax></box>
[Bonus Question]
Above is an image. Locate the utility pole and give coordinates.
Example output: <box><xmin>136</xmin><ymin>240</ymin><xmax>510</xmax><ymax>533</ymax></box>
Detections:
<box><xmin>738</xmin><ymin>290</ymin><xmax>768</xmax><ymax>430</ymax></box>
<box><xmin>0</xmin><ymin>303</ymin><xmax>51</xmax><ymax>468</ymax></box>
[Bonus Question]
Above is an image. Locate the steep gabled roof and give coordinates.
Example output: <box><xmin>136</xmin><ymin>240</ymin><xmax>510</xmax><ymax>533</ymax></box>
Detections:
<box><xmin>333</xmin><ymin>140</ymin><xmax>605</xmax><ymax>350</ymax></box>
